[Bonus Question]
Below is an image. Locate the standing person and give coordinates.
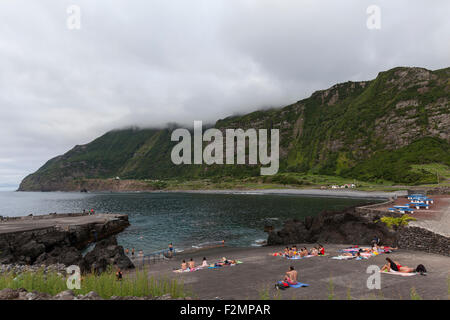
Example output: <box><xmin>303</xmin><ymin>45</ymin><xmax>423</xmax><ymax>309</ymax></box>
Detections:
<box><xmin>372</xmin><ymin>235</ymin><xmax>380</xmax><ymax>246</ymax></box>
<box><xmin>116</xmin><ymin>268</ymin><xmax>123</xmax><ymax>281</ymax></box>
<box><xmin>131</xmin><ymin>248</ymin><xmax>135</xmax><ymax>258</ymax></box>
<box><xmin>168</xmin><ymin>243</ymin><xmax>174</xmax><ymax>257</ymax></box>
<box><xmin>125</xmin><ymin>248</ymin><xmax>129</xmax><ymax>255</ymax></box>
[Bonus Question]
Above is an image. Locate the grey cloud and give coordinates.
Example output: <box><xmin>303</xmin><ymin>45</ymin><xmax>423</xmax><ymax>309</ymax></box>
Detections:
<box><xmin>0</xmin><ymin>0</ymin><xmax>448</xmax><ymax>189</ymax></box>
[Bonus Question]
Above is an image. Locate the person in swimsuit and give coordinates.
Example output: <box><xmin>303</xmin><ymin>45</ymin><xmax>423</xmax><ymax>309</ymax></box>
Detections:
<box><xmin>202</xmin><ymin>257</ymin><xmax>208</xmax><ymax>267</ymax></box>
<box><xmin>181</xmin><ymin>260</ymin><xmax>188</xmax><ymax>270</ymax></box>
<box><xmin>381</xmin><ymin>258</ymin><xmax>415</xmax><ymax>273</ymax></box>
<box><xmin>299</xmin><ymin>247</ymin><xmax>308</xmax><ymax>257</ymax></box>
<box><xmin>318</xmin><ymin>244</ymin><xmax>325</xmax><ymax>255</ymax></box>
<box><xmin>277</xmin><ymin>266</ymin><xmax>299</xmax><ymax>289</ymax></box>
<box><xmin>188</xmin><ymin>258</ymin><xmax>195</xmax><ymax>269</ymax></box>
<box><xmin>116</xmin><ymin>268</ymin><xmax>123</xmax><ymax>281</ymax></box>
<box><xmin>310</xmin><ymin>247</ymin><xmax>319</xmax><ymax>256</ymax></box>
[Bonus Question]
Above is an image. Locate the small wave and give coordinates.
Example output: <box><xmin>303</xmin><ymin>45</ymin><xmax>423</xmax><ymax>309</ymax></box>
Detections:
<box><xmin>252</xmin><ymin>239</ymin><xmax>267</xmax><ymax>247</ymax></box>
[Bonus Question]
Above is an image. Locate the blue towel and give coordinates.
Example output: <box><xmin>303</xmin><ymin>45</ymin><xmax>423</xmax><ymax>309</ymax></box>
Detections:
<box><xmin>277</xmin><ymin>281</ymin><xmax>309</xmax><ymax>288</ymax></box>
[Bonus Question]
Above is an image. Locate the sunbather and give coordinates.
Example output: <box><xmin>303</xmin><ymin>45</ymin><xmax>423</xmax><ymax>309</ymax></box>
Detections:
<box><xmin>202</xmin><ymin>257</ymin><xmax>208</xmax><ymax>267</ymax></box>
<box><xmin>181</xmin><ymin>260</ymin><xmax>188</xmax><ymax>271</ymax></box>
<box><xmin>298</xmin><ymin>247</ymin><xmax>306</xmax><ymax>257</ymax></box>
<box><xmin>381</xmin><ymin>258</ymin><xmax>415</xmax><ymax>273</ymax></box>
<box><xmin>276</xmin><ymin>266</ymin><xmax>298</xmax><ymax>290</ymax></box>
<box><xmin>318</xmin><ymin>244</ymin><xmax>325</xmax><ymax>255</ymax></box>
<box><xmin>310</xmin><ymin>247</ymin><xmax>319</xmax><ymax>256</ymax></box>
<box><xmin>188</xmin><ymin>258</ymin><xmax>195</xmax><ymax>269</ymax></box>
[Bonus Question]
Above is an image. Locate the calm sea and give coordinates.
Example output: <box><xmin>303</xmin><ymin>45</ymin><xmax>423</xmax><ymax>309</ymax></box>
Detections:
<box><xmin>0</xmin><ymin>191</ymin><xmax>371</xmax><ymax>253</ymax></box>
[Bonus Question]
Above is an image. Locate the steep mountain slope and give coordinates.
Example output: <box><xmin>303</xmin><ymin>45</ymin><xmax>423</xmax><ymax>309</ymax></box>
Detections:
<box><xmin>19</xmin><ymin>66</ymin><xmax>450</xmax><ymax>191</ymax></box>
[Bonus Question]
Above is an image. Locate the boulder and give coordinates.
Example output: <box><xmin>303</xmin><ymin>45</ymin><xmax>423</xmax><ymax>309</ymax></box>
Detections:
<box><xmin>0</xmin><ymin>288</ymin><xmax>19</xmax><ymax>300</ymax></box>
<box><xmin>81</xmin><ymin>236</ymin><xmax>134</xmax><ymax>273</ymax></box>
<box><xmin>268</xmin><ymin>207</ymin><xmax>397</xmax><ymax>246</ymax></box>
<box><xmin>35</xmin><ymin>246</ymin><xmax>82</xmax><ymax>266</ymax></box>
<box><xmin>53</xmin><ymin>290</ymin><xmax>75</xmax><ymax>300</ymax></box>
<box><xmin>77</xmin><ymin>291</ymin><xmax>103</xmax><ymax>300</ymax></box>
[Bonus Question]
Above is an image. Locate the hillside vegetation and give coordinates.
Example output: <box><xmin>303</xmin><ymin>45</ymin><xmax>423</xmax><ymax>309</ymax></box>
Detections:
<box><xmin>19</xmin><ymin>66</ymin><xmax>450</xmax><ymax>191</ymax></box>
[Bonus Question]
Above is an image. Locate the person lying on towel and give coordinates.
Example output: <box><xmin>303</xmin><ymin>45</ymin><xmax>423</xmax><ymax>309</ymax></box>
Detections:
<box><xmin>381</xmin><ymin>258</ymin><xmax>415</xmax><ymax>273</ymax></box>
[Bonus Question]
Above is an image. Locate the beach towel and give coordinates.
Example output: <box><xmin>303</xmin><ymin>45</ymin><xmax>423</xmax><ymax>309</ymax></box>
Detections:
<box><xmin>290</xmin><ymin>283</ymin><xmax>309</xmax><ymax>288</ymax></box>
<box><xmin>208</xmin><ymin>260</ymin><xmax>243</xmax><ymax>269</ymax></box>
<box><xmin>331</xmin><ymin>255</ymin><xmax>355</xmax><ymax>260</ymax></box>
<box><xmin>287</xmin><ymin>255</ymin><xmax>313</xmax><ymax>260</ymax></box>
<box><xmin>277</xmin><ymin>281</ymin><xmax>309</xmax><ymax>288</ymax></box>
<box><xmin>173</xmin><ymin>266</ymin><xmax>205</xmax><ymax>273</ymax></box>
<box><xmin>380</xmin><ymin>270</ymin><xmax>417</xmax><ymax>277</ymax></box>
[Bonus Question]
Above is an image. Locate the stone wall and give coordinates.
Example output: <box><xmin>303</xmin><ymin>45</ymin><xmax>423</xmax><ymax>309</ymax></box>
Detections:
<box><xmin>396</xmin><ymin>226</ymin><xmax>450</xmax><ymax>256</ymax></box>
<box><xmin>355</xmin><ymin>199</ymin><xmax>399</xmax><ymax>219</ymax></box>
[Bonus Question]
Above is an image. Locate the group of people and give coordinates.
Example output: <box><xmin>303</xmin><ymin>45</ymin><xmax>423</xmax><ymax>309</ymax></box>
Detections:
<box><xmin>125</xmin><ymin>248</ymin><xmax>144</xmax><ymax>259</ymax></box>
<box><xmin>275</xmin><ymin>244</ymin><xmax>325</xmax><ymax>258</ymax></box>
<box><xmin>341</xmin><ymin>244</ymin><xmax>398</xmax><ymax>258</ymax></box>
<box><xmin>180</xmin><ymin>257</ymin><xmax>209</xmax><ymax>270</ymax></box>
<box><xmin>180</xmin><ymin>256</ymin><xmax>238</xmax><ymax>271</ymax></box>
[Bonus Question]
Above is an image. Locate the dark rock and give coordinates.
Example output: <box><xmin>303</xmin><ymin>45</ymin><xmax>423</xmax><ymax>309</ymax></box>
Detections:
<box><xmin>77</xmin><ymin>291</ymin><xmax>103</xmax><ymax>300</ymax></box>
<box><xmin>35</xmin><ymin>246</ymin><xmax>82</xmax><ymax>266</ymax></box>
<box><xmin>0</xmin><ymin>288</ymin><xmax>19</xmax><ymax>300</ymax></box>
<box><xmin>81</xmin><ymin>236</ymin><xmax>134</xmax><ymax>273</ymax></box>
<box><xmin>267</xmin><ymin>207</ymin><xmax>397</xmax><ymax>246</ymax></box>
<box><xmin>0</xmin><ymin>213</ymin><xmax>130</xmax><ymax>266</ymax></box>
<box><xmin>53</xmin><ymin>290</ymin><xmax>75</xmax><ymax>300</ymax></box>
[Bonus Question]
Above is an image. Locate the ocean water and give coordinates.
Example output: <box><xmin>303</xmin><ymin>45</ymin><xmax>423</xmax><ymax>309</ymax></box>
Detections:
<box><xmin>0</xmin><ymin>191</ymin><xmax>371</xmax><ymax>253</ymax></box>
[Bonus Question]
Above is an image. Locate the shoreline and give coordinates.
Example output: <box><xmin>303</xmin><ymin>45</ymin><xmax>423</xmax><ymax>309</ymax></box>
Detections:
<box><xmin>12</xmin><ymin>188</ymin><xmax>407</xmax><ymax>200</ymax></box>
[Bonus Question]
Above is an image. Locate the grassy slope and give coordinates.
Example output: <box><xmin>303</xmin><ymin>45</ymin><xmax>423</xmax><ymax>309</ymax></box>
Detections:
<box><xmin>19</xmin><ymin>66</ymin><xmax>450</xmax><ymax>190</ymax></box>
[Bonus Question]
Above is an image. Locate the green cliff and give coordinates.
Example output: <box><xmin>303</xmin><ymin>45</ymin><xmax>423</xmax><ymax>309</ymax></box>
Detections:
<box><xmin>19</xmin><ymin>66</ymin><xmax>450</xmax><ymax>191</ymax></box>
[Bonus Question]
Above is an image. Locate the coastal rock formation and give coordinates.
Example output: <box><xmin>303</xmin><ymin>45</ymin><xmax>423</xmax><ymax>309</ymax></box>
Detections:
<box><xmin>81</xmin><ymin>236</ymin><xmax>134</xmax><ymax>273</ymax></box>
<box><xmin>267</xmin><ymin>206</ymin><xmax>397</xmax><ymax>246</ymax></box>
<box><xmin>0</xmin><ymin>213</ymin><xmax>130</xmax><ymax>269</ymax></box>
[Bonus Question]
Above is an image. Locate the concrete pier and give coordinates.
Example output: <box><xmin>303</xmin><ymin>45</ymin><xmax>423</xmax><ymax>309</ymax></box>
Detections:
<box><xmin>0</xmin><ymin>213</ymin><xmax>130</xmax><ymax>265</ymax></box>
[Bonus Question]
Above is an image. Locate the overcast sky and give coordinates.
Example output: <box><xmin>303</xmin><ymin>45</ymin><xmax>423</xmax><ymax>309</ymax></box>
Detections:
<box><xmin>0</xmin><ymin>0</ymin><xmax>449</xmax><ymax>190</ymax></box>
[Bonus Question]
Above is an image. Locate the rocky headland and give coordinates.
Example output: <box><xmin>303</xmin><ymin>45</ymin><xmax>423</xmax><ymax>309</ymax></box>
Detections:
<box><xmin>0</xmin><ymin>213</ymin><xmax>134</xmax><ymax>271</ymax></box>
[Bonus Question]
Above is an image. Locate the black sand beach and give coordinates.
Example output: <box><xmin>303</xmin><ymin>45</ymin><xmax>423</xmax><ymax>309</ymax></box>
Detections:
<box><xmin>133</xmin><ymin>244</ymin><xmax>450</xmax><ymax>300</ymax></box>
